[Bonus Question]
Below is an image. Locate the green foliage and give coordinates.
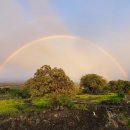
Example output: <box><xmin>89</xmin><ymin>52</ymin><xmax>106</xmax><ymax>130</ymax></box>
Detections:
<box><xmin>0</xmin><ymin>88</ymin><xmax>10</xmax><ymax>94</ymax></box>
<box><xmin>80</xmin><ymin>74</ymin><xmax>107</xmax><ymax>94</ymax></box>
<box><xmin>21</xmin><ymin>88</ymin><xmax>31</xmax><ymax>98</ymax></box>
<box><xmin>108</xmin><ymin>80</ymin><xmax>130</xmax><ymax>97</ymax></box>
<box><xmin>76</xmin><ymin>93</ymin><xmax>122</xmax><ymax>103</ymax></box>
<box><xmin>25</xmin><ymin>65</ymin><xmax>76</xmax><ymax>97</ymax></box>
<box><xmin>0</xmin><ymin>93</ymin><xmax>123</xmax><ymax>114</ymax></box>
<box><xmin>48</xmin><ymin>92</ymin><xmax>74</xmax><ymax>110</ymax></box>
<box><xmin>9</xmin><ymin>88</ymin><xmax>30</xmax><ymax>99</ymax></box>
<box><xmin>9</xmin><ymin>88</ymin><xmax>22</xmax><ymax>98</ymax></box>
<box><xmin>66</xmin><ymin>100</ymin><xmax>75</xmax><ymax>109</ymax></box>
<box><xmin>128</xmin><ymin>119</ymin><xmax>130</xmax><ymax>126</ymax></box>
<box><xmin>0</xmin><ymin>99</ymin><xmax>24</xmax><ymax>114</ymax></box>
<box><xmin>108</xmin><ymin>95</ymin><xmax>123</xmax><ymax>103</ymax></box>
<box><xmin>32</xmin><ymin>97</ymin><xmax>49</xmax><ymax>108</ymax></box>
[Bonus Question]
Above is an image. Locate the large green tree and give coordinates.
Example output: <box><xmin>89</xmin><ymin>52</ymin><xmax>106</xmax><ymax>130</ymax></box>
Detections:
<box><xmin>108</xmin><ymin>80</ymin><xmax>130</xmax><ymax>96</ymax></box>
<box><xmin>25</xmin><ymin>65</ymin><xmax>76</xmax><ymax>97</ymax></box>
<box><xmin>80</xmin><ymin>74</ymin><xmax>107</xmax><ymax>94</ymax></box>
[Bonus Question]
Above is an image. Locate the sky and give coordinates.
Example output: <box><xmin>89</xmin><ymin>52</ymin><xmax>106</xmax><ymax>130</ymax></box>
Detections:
<box><xmin>0</xmin><ymin>0</ymin><xmax>130</xmax><ymax>82</ymax></box>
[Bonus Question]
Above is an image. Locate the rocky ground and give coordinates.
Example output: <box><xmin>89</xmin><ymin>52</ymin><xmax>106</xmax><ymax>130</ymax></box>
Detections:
<box><xmin>0</xmin><ymin>102</ymin><xmax>130</xmax><ymax>130</ymax></box>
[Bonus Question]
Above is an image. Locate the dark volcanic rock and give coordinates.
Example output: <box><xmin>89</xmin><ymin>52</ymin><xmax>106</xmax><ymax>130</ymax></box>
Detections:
<box><xmin>0</xmin><ymin>105</ymin><xmax>129</xmax><ymax>130</ymax></box>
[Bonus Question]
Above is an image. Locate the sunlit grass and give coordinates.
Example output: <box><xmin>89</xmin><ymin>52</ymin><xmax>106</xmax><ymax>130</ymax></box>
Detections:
<box><xmin>76</xmin><ymin>93</ymin><xmax>122</xmax><ymax>103</ymax></box>
<box><xmin>0</xmin><ymin>99</ymin><xmax>24</xmax><ymax>114</ymax></box>
<box><xmin>32</xmin><ymin>97</ymin><xmax>49</xmax><ymax>107</ymax></box>
<box><xmin>0</xmin><ymin>93</ymin><xmax>123</xmax><ymax>114</ymax></box>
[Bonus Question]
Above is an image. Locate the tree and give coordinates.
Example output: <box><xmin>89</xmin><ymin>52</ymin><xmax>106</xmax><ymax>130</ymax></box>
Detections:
<box><xmin>25</xmin><ymin>65</ymin><xmax>76</xmax><ymax>97</ymax></box>
<box><xmin>108</xmin><ymin>80</ymin><xmax>117</xmax><ymax>92</ymax></box>
<box><xmin>80</xmin><ymin>74</ymin><xmax>107</xmax><ymax>94</ymax></box>
<box><xmin>108</xmin><ymin>80</ymin><xmax>130</xmax><ymax>96</ymax></box>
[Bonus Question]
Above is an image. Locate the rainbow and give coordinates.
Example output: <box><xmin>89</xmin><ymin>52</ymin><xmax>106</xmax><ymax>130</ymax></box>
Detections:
<box><xmin>0</xmin><ymin>35</ymin><xmax>128</xmax><ymax>79</ymax></box>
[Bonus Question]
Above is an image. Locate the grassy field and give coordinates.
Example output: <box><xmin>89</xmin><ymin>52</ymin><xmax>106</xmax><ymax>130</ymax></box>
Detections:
<box><xmin>0</xmin><ymin>93</ymin><xmax>122</xmax><ymax>114</ymax></box>
<box><xmin>76</xmin><ymin>93</ymin><xmax>122</xmax><ymax>103</ymax></box>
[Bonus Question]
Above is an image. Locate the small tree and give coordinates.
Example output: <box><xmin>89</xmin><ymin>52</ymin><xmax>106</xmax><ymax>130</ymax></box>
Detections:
<box><xmin>80</xmin><ymin>74</ymin><xmax>107</xmax><ymax>94</ymax></box>
<box><xmin>25</xmin><ymin>65</ymin><xmax>76</xmax><ymax>97</ymax></box>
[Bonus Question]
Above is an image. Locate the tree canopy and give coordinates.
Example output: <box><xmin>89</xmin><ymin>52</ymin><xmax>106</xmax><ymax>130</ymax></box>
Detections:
<box><xmin>80</xmin><ymin>74</ymin><xmax>107</xmax><ymax>94</ymax></box>
<box><xmin>25</xmin><ymin>65</ymin><xmax>76</xmax><ymax>97</ymax></box>
<box><xmin>108</xmin><ymin>80</ymin><xmax>130</xmax><ymax>96</ymax></box>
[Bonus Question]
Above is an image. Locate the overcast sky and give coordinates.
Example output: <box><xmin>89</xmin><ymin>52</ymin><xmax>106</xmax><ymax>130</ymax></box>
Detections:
<box><xmin>0</xmin><ymin>0</ymin><xmax>130</xmax><ymax>82</ymax></box>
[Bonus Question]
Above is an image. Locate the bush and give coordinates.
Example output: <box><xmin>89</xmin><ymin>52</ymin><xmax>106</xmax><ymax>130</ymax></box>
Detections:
<box><xmin>21</xmin><ymin>88</ymin><xmax>31</xmax><ymax>98</ymax></box>
<box><xmin>0</xmin><ymin>88</ymin><xmax>10</xmax><ymax>94</ymax></box>
<box><xmin>48</xmin><ymin>92</ymin><xmax>74</xmax><ymax>110</ymax></box>
<box><xmin>9</xmin><ymin>88</ymin><xmax>30</xmax><ymax>99</ymax></box>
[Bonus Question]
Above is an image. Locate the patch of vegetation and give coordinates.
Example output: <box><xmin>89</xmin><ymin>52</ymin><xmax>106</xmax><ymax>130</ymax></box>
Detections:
<box><xmin>0</xmin><ymin>99</ymin><xmax>24</xmax><ymax>114</ymax></box>
<box><xmin>9</xmin><ymin>88</ymin><xmax>30</xmax><ymax>99</ymax></box>
<box><xmin>128</xmin><ymin>119</ymin><xmax>130</xmax><ymax>126</ymax></box>
<box><xmin>32</xmin><ymin>97</ymin><xmax>49</xmax><ymax>108</ymax></box>
<box><xmin>76</xmin><ymin>93</ymin><xmax>122</xmax><ymax>103</ymax></box>
<box><xmin>109</xmin><ymin>95</ymin><xmax>123</xmax><ymax>103</ymax></box>
<box><xmin>0</xmin><ymin>87</ymin><xmax>10</xmax><ymax>94</ymax></box>
<box><xmin>47</xmin><ymin>92</ymin><xmax>75</xmax><ymax>110</ymax></box>
<box><xmin>0</xmin><ymin>65</ymin><xmax>129</xmax><ymax>115</ymax></box>
<box><xmin>108</xmin><ymin>80</ymin><xmax>130</xmax><ymax>97</ymax></box>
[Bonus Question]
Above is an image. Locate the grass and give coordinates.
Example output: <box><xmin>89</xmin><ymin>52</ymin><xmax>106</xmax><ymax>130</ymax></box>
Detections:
<box><xmin>75</xmin><ymin>93</ymin><xmax>122</xmax><ymax>103</ymax></box>
<box><xmin>0</xmin><ymin>98</ymin><xmax>49</xmax><ymax>114</ymax></box>
<box><xmin>0</xmin><ymin>93</ymin><xmax>123</xmax><ymax>114</ymax></box>
<box><xmin>0</xmin><ymin>99</ymin><xmax>24</xmax><ymax>114</ymax></box>
<box><xmin>32</xmin><ymin>97</ymin><xmax>49</xmax><ymax>107</ymax></box>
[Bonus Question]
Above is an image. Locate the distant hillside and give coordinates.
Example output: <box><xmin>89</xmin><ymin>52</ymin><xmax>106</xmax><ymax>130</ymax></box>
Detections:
<box><xmin>0</xmin><ymin>82</ymin><xmax>24</xmax><ymax>88</ymax></box>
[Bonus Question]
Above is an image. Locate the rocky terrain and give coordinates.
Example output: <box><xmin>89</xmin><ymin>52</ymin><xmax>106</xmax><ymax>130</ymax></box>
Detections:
<box><xmin>0</xmin><ymin>103</ymin><xmax>130</xmax><ymax>130</ymax></box>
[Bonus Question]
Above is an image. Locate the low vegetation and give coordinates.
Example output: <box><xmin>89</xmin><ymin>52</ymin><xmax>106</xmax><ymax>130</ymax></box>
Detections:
<box><xmin>76</xmin><ymin>93</ymin><xmax>123</xmax><ymax>103</ymax></box>
<box><xmin>0</xmin><ymin>99</ymin><xmax>24</xmax><ymax>114</ymax></box>
<box><xmin>0</xmin><ymin>93</ymin><xmax>124</xmax><ymax>114</ymax></box>
<box><xmin>0</xmin><ymin>65</ymin><xmax>129</xmax><ymax>115</ymax></box>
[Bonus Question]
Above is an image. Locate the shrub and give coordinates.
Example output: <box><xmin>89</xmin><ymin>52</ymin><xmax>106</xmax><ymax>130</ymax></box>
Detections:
<box><xmin>21</xmin><ymin>88</ymin><xmax>30</xmax><ymax>98</ymax></box>
<box><xmin>9</xmin><ymin>88</ymin><xmax>30</xmax><ymax>99</ymax></box>
<box><xmin>9</xmin><ymin>88</ymin><xmax>22</xmax><ymax>98</ymax></box>
<box><xmin>0</xmin><ymin>88</ymin><xmax>10</xmax><ymax>94</ymax></box>
<box><xmin>48</xmin><ymin>92</ymin><xmax>74</xmax><ymax>110</ymax></box>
